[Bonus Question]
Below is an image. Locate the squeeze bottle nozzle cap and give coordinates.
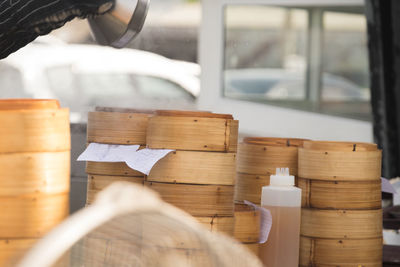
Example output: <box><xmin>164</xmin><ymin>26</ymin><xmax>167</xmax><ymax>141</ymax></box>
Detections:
<box><xmin>270</xmin><ymin>167</ymin><xmax>295</xmax><ymax>186</ymax></box>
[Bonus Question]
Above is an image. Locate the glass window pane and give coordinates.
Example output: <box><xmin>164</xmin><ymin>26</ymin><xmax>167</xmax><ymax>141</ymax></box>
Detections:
<box><xmin>321</xmin><ymin>11</ymin><xmax>371</xmax><ymax>119</ymax></box>
<box><xmin>223</xmin><ymin>6</ymin><xmax>308</xmax><ymax>101</ymax></box>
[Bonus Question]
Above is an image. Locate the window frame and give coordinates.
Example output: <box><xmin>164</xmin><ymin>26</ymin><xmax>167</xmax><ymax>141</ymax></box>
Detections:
<box><xmin>222</xmin><ymin>4</ymin><xmax>370</xmax><ymax>121</ymax></box>
<box><xmin>198</xmin><ymin>0</ymin><xmax>372</xmax><ymax>141</ymax></box>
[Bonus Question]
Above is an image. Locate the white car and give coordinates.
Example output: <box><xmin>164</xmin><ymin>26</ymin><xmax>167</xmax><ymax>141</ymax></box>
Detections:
<box><xmin>0</xmin><ymin>41</ymin><xmax>200</xmax><ymax>122</ymax></box>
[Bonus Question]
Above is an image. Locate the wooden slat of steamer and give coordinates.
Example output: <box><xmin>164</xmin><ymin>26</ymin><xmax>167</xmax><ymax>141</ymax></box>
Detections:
<box><xmin>237</xmin><ymin>143</ymin><xmax>299</xmax><ymax>175</ymax></box>
<box><xmin>234</xmin><ymin>204</ymin><xmax>260</xmax><ymax>243</ymax></box>
<box><xmin>298</xmin><ymin>148</ymin><xmax>382</xmax><ymax>181</ymax></box>
<box><xmin>144</xmin><ymin>182</ymin><xmax>234</xmax><ymax>216</ymax></box>
<box><xmin>234</xmin><ymin>173</ymin><xmax>269</xmax><ymax>204</ymax></box>
<box><xmin>298</xmin><ymin>178</ymin><xmax>381</xmax><ymax>209</ymax></box>
<box><xmin>243</xmin><ymin>137</ymin><xmax>306</xmax><ymax>147</ymax></box>
<box><xmin>0</xmin><ymin>109</ymin><xmax>70</xmax><ymax>153</ymax></box>
<box><xmin>87</xmin><ymin>175</ymin><xmax>144</xmax><ymax>205</ymax></box>
<box><xmin>0</xmin><ymin>238</ymin><xmax>38</xmax><ymax>267</ymax></box>
<box><xmin>147</xmin><ymin>151</ymin><xmax>236</xmax><ymax>185</ymax></box>
<box><xmin>0</xmin><ymin>151</ymin><xmax>70</xmax><ymax>196</ymax></box>
<box><xmin>86</xmin><ymin>161</ymin><xmax>143</xmax><ymax>176</ymax></box>
<box><xmin>147</xmin><ymin>113</ymin><xmax>238</xmax><ymax>152</ymax></box>
<box><xmin>242</xmin><ymin>243</ymin><xmax>259</xmax><ymax>256</ymax></box>
<box><xmin>300</xmin><ymin>236</ymin><xmax>382</xmax><ymax>267</ymax></box>
<box><xmin>301</xmin><ymin>208</ymin><xmax>382</xmax><ymax>239</ymax></box>
<box><xmin>303</xmin><ymin>140</ymin><xmax>378</xmax><ymax>151</ymax></box>
<box><xmin>196</xmin><ymin>216</ymin><xmax>235</xmax><ymax>235</ymax></box>
<box><xmin>0</xmin><ymin>193</ymin><xmax>69</xmax><ymax>238</ymax></box>
<box><xmin>87</xmin><ymin>111</ymin><xmax>151</xmax><ymax>145</ymax></box>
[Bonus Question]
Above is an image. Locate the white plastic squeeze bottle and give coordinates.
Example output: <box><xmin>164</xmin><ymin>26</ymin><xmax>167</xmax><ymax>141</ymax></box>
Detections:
<box><xmin>259</xmin><ymin>168</ymin><xmax>302</xmax><ymax>267</ymax></box>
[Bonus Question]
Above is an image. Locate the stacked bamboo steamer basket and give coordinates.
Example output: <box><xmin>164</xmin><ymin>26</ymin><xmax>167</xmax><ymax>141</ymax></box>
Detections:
<box><xmin>85</xmin><ymin>107</ymin><xmax>154</xmax><ymax>204</ymax></box>
<box><xmin>234</xmin><ymin>137</ymin><xmax>305</xmax><ymax>253</ymax></box>
<box><xmin>0</xmin><ymin>99</ymin><xmax>70</xmax><ymax>266</ymax></box>
<box><xmin>145</xmin><ymin>110</ymin><xmax>238</xmax><ymax>236</ymax></box>
<box><xmin>298</xmin><ymin>141</ymin><xmax>382</xmax><ymax>267</ymax></box>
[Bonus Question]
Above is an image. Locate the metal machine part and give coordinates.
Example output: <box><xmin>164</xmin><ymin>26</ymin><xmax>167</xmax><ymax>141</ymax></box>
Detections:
<box><xmin>89</xmin><ymin>0</ymin><xmax>150</xmax><ymax>48</ymax></box>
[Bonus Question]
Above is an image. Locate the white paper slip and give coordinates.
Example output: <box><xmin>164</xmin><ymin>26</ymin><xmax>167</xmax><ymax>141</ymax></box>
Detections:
<box><xmin>77</xmin><ymin>143</ymin><xmax>174</xmax><ymax>175</ymax></box>
<box><xmin>77</xmin><ymin>143</ymin><xmax>140</xmax><ymax>162</ymax></box>
<box><xmin>125</xmin><ymin>148</ymin><xmax>174</xmax><ymax>175</ymax></box>
<box><xmin>244</xmin><ymin>200</ymin><xmax>272</xmax><ymax>244</ymax></box>
<box><xmin>382</xmin><ymin>177</ymin><xmax>398</xmax><ymax>195</ymax></box>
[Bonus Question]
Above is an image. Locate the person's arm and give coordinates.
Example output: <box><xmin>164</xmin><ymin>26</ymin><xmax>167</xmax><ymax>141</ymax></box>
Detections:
<box><xmin>0</xmin><ymin>0</ymin><xmax>115</xmax><ymax>59</ymax></box>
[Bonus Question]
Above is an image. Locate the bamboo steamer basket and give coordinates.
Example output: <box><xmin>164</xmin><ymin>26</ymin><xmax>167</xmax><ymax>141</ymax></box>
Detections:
<box><xmin>87</xmin><ymin>175</ymin><xmax>144</xmax><ymax>204</ymax></box>
<box><xmin>301</xmin><ymin>209</ymin><xmax>382</xmax><ymax>239</ymax></box>
<box><xmin>0</xmin><ymin>193</ymin><xmax>69</xmax><ymax>237</ymax></box>
<box><xmin>234</xmin><ymin>204</ymin><xmax>260</xmax><ymax>243</ymax></box>
<box><xmin>0</xmin><ymin>151</ymin><xmax>70</xmax><ymax>196</ymax></box>
<box><xmin>235</xmin><ymin>137</ymin><xmax>305</xmax><ymax>204</ymax></box>
<box><xmin>196</xmin><ymin>216</ymin><xmax>235</xmax><ymax>235</ymax></box>
<box><xmin>86</xmin><ymin>161</ymin><xmax>143</xmax><ymax>176</ymax></box>
<box><xmin>300</xmin><ymin>236</ymin><xmax>382</xmax><ymax>267</ymax></box>
<box><xmin>299</xmin><ymin>140</ymin><xmax>382</xmax><ymax>266</ymax></box>
<box><xmin>298</xmin><ymin>178</ymin><xmax>381</xmax><ymax>209</ymax></box>
<box><xmin>144</xmin><ymin>181</ymin><xmax>234</xmax><ymax>217</ymax></box>
<box><xmin>234</xmin><ymin>173</ymin><xmax>269</xmax><ymax>204</ymax></box>
<box><xmin>147</xmin><ymin>150</ymin><xmax>236</xmax><ymax>185</ymax></box>
<box><xmin>0</xmin><ymin>108</ymin><xmax>70</xmax><ymax>153</ymax></box>
<box><xmin>242</xmin><ymin>243</ymin><xmax>259</xmax><ymax>256</ymax></box>
<box><xmin>87</xmin><ymin>110</ymin><xmax>154</xmax><ymax>145</ymax></box>
<box><xmin>0</xmin><ymin>239</ymin><xmax>38</xmax><ymax>267</ymax></box>
<box><xmin>146</xmin><ymin>110</ymin><xmax>239</xmax><ymax>152</ymax></box>
<box><xmin>237</xmin><ymin>137</ymin><xmax>305</xmax><ymax>175</ymax></box>
<box><xmin>298</xmin><ymin>141</ymin><xmax>381</xmax><ymax>181</ymax></box>
<box><xmin>86</xmin><ymin>107</ymin><xmax>153</xmax><ymax>204</ymax></box>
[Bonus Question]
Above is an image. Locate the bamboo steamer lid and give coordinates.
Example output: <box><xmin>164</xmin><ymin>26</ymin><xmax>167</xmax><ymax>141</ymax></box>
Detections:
<box><xmin>300</xmin><ymin>236</ymin><xmax>382</xmax><ymax>266</ymax></box>
<box><xmin>234</xmin><ymin>173</ymin><xmax>269</xmax><ymax>204</ymax></box>
<box><xmin>301</xmin><ymin>208</ymin><xmax>382</xmax><ymax>239</ymax></box>
<box><xmin>147</xmin><ymin>110</ymin><xmax>238</xmax><ymax>152</ymax></box>
<box><xmin>0</xmin><ymin>193</ymin><xmax>69</xmax><ymax>238</ymax></box>
<box><xmin>196</xmin><ymin>216</ymin><xmax>234</xmax><ymax>235</ymax></box>
<box><xmin>237</xmin><ymin>137</ymin><xmax>305</xmax><ymax>175</ymax></box>
<box><xmin>0</xmin><ymin>107</ymin><xmax>70</xmax><ymax>153</ymax></box>
<box><xmin>298</xmin><ymin>178</ymin><xmax>381</xmax><ymax>209</ymax></box>
<box><xmin>144</xmin><ymin>181</ymin><xmax>234</xmax><ymax>217</ymax></box>
<box><xmin>234</xmin><ymin>204</ymin><xmax>260</xmax><ymax>243</ymax></box>
<box><xmin>0</xmin><ymin>151</ymin><xmax>70</xmax><ymax>196</ymax></box>
<box><xmin>148</xmin><ymin>150</ymin><xmax>236</xmax><ymax>185</ymax></box>
<box><xmin>0</xmin><ymin>239</ymin><xmax>38</xmax><ymax>267</ymax></box>
<box><xmin>243</xmin><ymin>137</ymin><xmax>305</xmax><ymax>147</ymax></box>
<box><xmin>86</xmin><ymin>161</ymin><xmax>143</xmax><ymax>177</ymax></box>
<box><xmin>299</xmin><ymin>141</ymin><xmax>382</xmax><ymax>181</ymax></box>
<box><xmin>303</xmin><ymin>140</ymin><xmax>378</xmax><ymax>151</ymax></box>
<box><xmin>0</xmin><ymin>99</ymin><xmax>60</xmax><ymax>110</ymax></box>
<box><xmin>155</xmin><ymin>110</ymin><xmax>233</xmax><ymax>119</ymax></box>
<box><xmin>87</xmin><ymin>175</ymin><xmax>144</xmax><ymax>205</ymax></box>
<box><xmin>87</xmin><ymin>111</ymin><xmax>152</xmax><ymax>145</ymax></box>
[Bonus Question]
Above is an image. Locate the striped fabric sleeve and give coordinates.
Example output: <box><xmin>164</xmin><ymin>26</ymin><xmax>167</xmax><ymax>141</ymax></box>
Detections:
<box><xmin>0</xmin><ymin>0</ymin><xmax>115</xmax><ymax>59</ymax></box>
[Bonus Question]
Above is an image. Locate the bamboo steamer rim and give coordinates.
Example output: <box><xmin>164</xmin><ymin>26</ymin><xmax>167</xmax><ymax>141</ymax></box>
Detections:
<box><xmin>155</xmin><ymin>110</ymin><xmax>233</xmax><ymax>119</ymax></box>
<box><xmin>0</xmin><ymin>99</ymin><xmax>60</xmax><ymax>110</ymax></box>
<box><xmin>243</xmin><ymin>137</ymin><xmax>307</xmax><ymax>147</ymax></box>
<box><xmin>95</xmin><ymin>106</ymin><xmax>155</xmax><ymax>114</ymax></box>
<box><xmin>303</xmin><ymin>140</ymin><xmax>378</xmax><ymax>151</ymax></box>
